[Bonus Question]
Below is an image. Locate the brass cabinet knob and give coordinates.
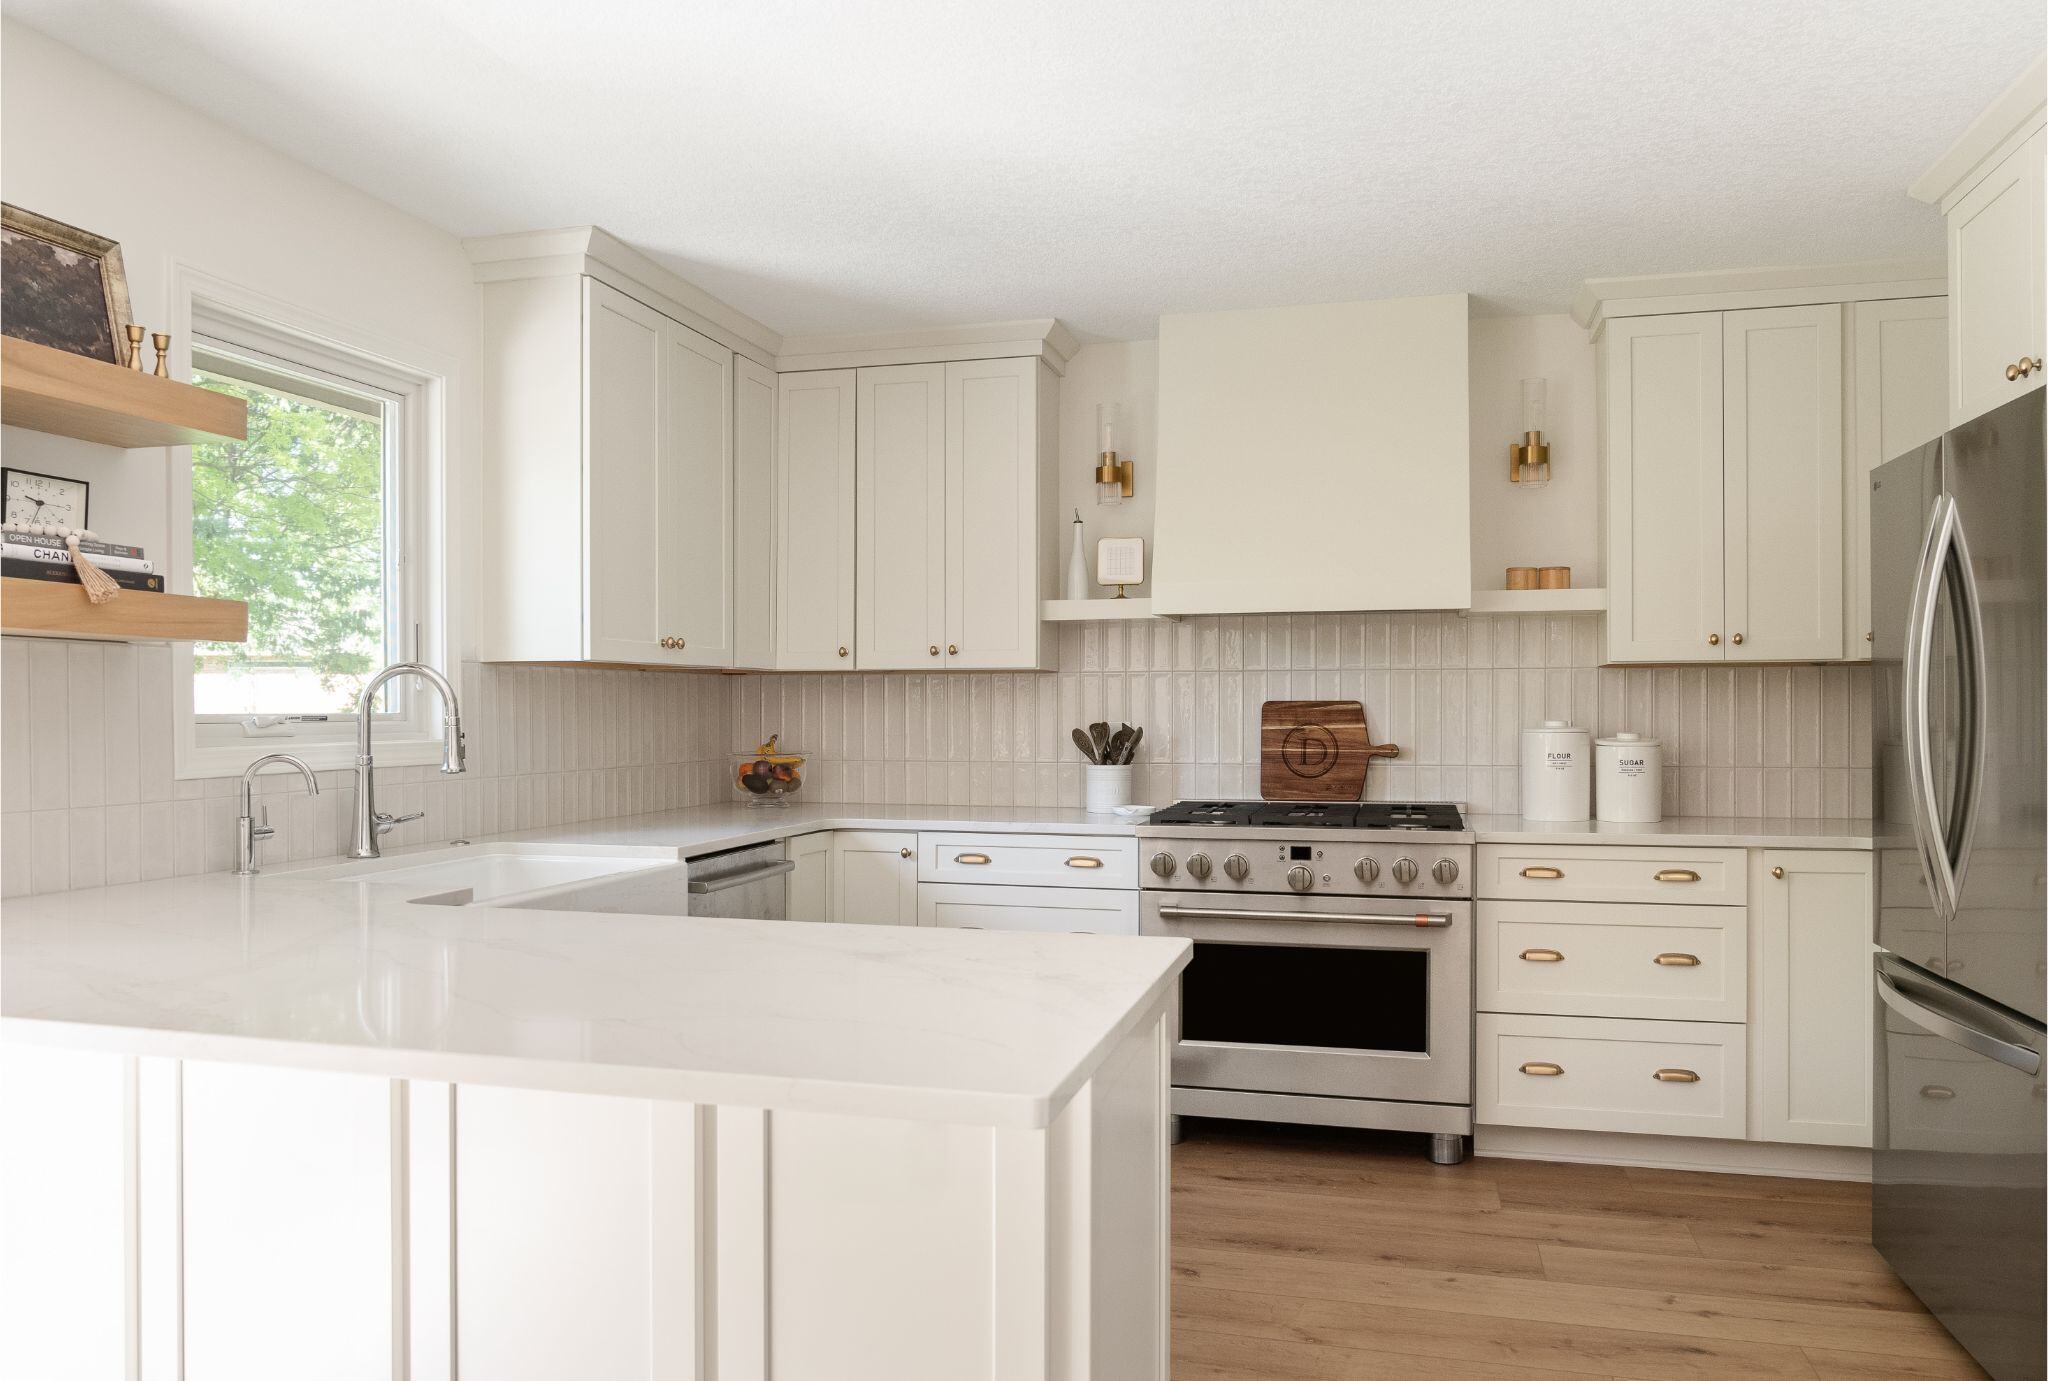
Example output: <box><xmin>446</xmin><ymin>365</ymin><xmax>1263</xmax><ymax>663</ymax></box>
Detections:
<box><xmin>948</xmin><ymin>643</ymin><xmax>958</xmax><ymax>655</ymax></box>
<box><xmin>1731</xmin><ymin>633</ymin><xmax>1744</xmax><ymax>646</ymax></box>
<box><xmin>2007</xmin><ymin>357</ymin><xmax>2040</xmax><ymax>380</ymax></box>
<box><xmin>1866</xmin><ymin>631</ymin><xmax>1873</xmax><ymax>642</ymax></box>
<box><xmin>1707</xmin><ymin>633</ymin><xmax>1720</xmax><ymax>646</ymax></box>
<box><xmin>838</xmin><ymin>646</ymin><xmax>849</xmax><ymax>657</ymax></box>
<box><xmin>1772</xmin><ymin>866</ymin><xmax>1786</xmax><ymax>879</ymax></box>
<box><xmin>677</xmin><ymin>636</ymin><xmax>684</xmax><ymax>648</ymax></box>
<box><xmin>660</xmin><ymin>637</ymin><xmax>675</xmax><ymax>648</ymax></box>
<box><xmin>929</xmin><ymin>645</ymin><xmax>940</xmax><ymax>657</ymax></box>
<box><xmin>899</xmin><ymin>847</ymin><xmax>913</xmax><ymax>859</ymax></box>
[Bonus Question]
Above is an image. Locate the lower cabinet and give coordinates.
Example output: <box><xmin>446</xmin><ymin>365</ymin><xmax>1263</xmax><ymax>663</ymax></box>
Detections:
<box><xmin>786</xmin><ymin>830</ymin><xmax>832</xmax><ymax>922</ymax></box>
<box><xmin>1477</xmin><ymin>1013</ymin><xmax>1748</xmax><ymax>1140</ymax></box>
<box><xmin>829</xmin><ymin>830</ymin><xmax>919</xmax><ymax>926</ymax></box>
<box><xmin>1751</xmin><ymin>849</ymin><xmax>1875</xmax><ymax>1147</ymax></box>
<box><xmin>918</xmin><ymin>882</ymin><xmax>1140</xmax><ymax>935</ymax></box>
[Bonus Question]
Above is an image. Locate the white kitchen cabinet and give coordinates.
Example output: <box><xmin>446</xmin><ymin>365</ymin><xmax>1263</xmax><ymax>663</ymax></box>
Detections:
<box><xmin>1947</xmin><ymin>126</ymin><xmax>2045</xmax><ymax>426</ymax></box>
<box><xmin>831</xmin><ymin>830</ymin><xmax>919</xmax><ymax>926</ymax></box>
<box><xmin>733</xmin><ymin>355</ymin><xmax>777</xmax><ymax>668</ymax></box>
<box><xmin>944</xmin><ymin>357</ymin><xmax>1050</xmax><ymax>669</ymax></box>
<box><xmin>1751</xmin><ymin>849</ymin><xmax>1874</xmax><ymax>1147</ymax></box>
<box><xmin>1153</xmin><ymin>293</ymin><xmax>1471</xmax><ymax>615</ymax></box>
<box><xmin>1603</xmin><ymin>306</ymin><xmax>1845</xmax><ymax>662</ymax></box>
<box><xmin>1847</xmin><ymin>298</ymin><xmax>1948</xmax><ymax>652</ymax></box>
<box><xmin>857</xmin><ymin>364</ymin><xmax>948</xmax><ymax>669</ymax></box>
<box><xmin>1722</xmin><ymin>304</ymin><xmax>1843</xmax><ymax>661</ymax></box>
<box><xmin>1603</xmin><ymin>312</ymin><xmax>1726</xmax><ymax>662</ymax></box>
<box><xmin>478</xmin><ymin>276</ymin><xmax>736</xmax><ymax>666</ymax></box>
<box><xmin>775</xmin><ymin>369</ymin><xmax>857</xmax><ymax>669</ymax></box>
<box><xmin>918</xmin><ymin>882</ymin><xmax>1140</xmax><ymax>935</ymax></box>
<box><xmin>786</xmin><ymin>830</ymin><xmax>831</xmax><ymax>922</ymax></box>
<box><xmin>1476</xmin><ymin>1012</ymin><xmax>1747</xmax><ymax>1140</ymax></box>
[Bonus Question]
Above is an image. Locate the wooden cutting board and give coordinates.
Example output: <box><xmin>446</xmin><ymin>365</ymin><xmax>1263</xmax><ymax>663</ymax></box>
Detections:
<box><xmin>1259</xmin><ymin>700</ymin><xmax>1400</xmax><ymax>801</ymax></box>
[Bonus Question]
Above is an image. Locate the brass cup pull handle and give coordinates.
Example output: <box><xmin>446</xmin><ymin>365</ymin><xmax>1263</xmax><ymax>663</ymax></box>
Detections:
<box><xmin>1519</xmin><ymin>948</ymin><xmax>1565</xmax><ymax>963</ymax></box>
<box><xmin>1518</xmin><ymin>1061</ymin><xmax>1564</xmax><ymax>1077</ymax></box>
<box><xmin>955</xmin><ymin>852</ymin><xmax>992</xmax><ymax>865</ymax></box>
<box><xmin>1653</xmin><ymin>952</ymin><xmax>1701</xmax><ymax>967</ymax></box>
<box><xmin>1919</xmin><ymin>1085</ymin><xmax>1957</xmax><ymax>1100</ymax></box>
<box><xmin>1654</xmin><ymin>869</ymin><xmax>1700</xmax><ymax>884</ymax></box>
<box><xmin>1065</xmin><ymin>856</ymin><xmax>1103</xmax><ymax>869</ymax></box>
<box><xmin>1652</xmin><ymin>1068</ymin><xmax>1701</xmax><ymax>1084</ymax></box>
<box><xmin>1519</xmin><ymin>866</ymin><xmax>1564</xmax><ymax>880</ymax></box>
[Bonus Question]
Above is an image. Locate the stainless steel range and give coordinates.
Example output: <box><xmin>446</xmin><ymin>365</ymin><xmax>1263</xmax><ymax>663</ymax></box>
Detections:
<box><xmin>1138</xmin><ymin>800</ymin><xmax>1475</xmax><ymax>1164</ymax></box>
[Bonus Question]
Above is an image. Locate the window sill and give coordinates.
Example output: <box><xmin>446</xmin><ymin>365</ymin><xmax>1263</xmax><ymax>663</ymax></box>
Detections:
<box><xmin>177</xmin><ymin>734</ymin><xmax>448</xmax><ymax>782</ymax></box>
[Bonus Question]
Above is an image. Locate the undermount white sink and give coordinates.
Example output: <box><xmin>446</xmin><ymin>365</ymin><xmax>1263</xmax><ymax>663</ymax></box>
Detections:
<box><xmin>286</xmin><ymin>847</ymin><xmax>680</xmax><ymax>906</ymax></box>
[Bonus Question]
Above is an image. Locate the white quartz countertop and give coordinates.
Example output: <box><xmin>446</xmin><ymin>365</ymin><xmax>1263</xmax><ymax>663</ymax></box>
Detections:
<box><xmin>487</xmin><ymin>801</ymin><xmax>1144</xmax><ymax>856</ymax></box>
<box><xmin>1</xmin><ymin>806</ymin><xmax>1186</xmax><ymax>1130</ymax></box>
<box><xmin>1466</xmin><ymin>814</ymin><xmax>1875</xmax><ymax>850</ymax></box>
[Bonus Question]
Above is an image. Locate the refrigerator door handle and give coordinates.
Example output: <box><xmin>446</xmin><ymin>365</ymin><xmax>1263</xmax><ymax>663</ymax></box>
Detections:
<box><xmin>1946</xmin><ymin>501</ymin><xmax>1989</xmax><ymax>907</ymax></box>
<box><xmin>1878</xmin><ymin>967</ymin><xmax>2043</xmax><ymax>1077</ymax></box>
<box><xmin>1902</xmin><ymin>494</ymin><xmax>1982</xmax><ymax>921</ymax></box>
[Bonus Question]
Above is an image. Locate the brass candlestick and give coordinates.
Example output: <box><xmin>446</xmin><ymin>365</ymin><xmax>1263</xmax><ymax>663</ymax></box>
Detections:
<box><xmin>125</xmin><ymin>324</ymin><xmax>146</xmax><ymax>371</ymax></box>
<box><xmin>151</xmin><ymin>333</ymin><xmax>170</xmax><ymax>378</ymax></box>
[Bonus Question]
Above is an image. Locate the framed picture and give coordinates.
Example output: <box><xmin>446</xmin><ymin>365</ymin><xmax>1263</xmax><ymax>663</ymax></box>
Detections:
<box><xmin>0</xmin><ymin>467</ymin><xmax>90</xmax><ymax>530</ymax></box>
<box><xmin>0</xmin><ymin>204</ymin><xmax>134</xmax><ymax>366</ymax></box>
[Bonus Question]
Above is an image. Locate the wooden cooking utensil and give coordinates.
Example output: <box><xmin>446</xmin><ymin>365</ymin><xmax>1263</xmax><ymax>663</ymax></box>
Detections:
<box><xmin>1258</xmin><ymin>700</ymin><xmax>1398</xmax><ymax>801</ymax></box>
<box><xmin>1071</xmin><ymin>727</ymin><xmax>1100</xmax><ymax>764</ymax></box>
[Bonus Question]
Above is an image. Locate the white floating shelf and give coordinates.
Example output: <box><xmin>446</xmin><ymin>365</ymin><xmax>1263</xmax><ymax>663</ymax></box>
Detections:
<box><xmin>1040</xmin><ymin>598</ymin><xmax>1183</xmax><ymax>623</ymax></box>
<box><xmin>1464</xmin><ymin>588</ymin><xmax>1609</xmax><ymax>614</ymax></box>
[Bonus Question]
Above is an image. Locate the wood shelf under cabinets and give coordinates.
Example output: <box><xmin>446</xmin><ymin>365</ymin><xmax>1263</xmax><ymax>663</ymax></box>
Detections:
<box><xmin>1465</xmin><ymin>588</ymin><xmax>1608</xmax><ymax>615</ymax></box>
<box><xmin>1</xmin><ymin>336</ymin><xmax>247</xmax><ymax>448</ymax></box>
<box><xmin>0</xmin><ymin>578</ymin><xmax>247</xmax><ymax>643</ymax></box>
<box><xmin>1040</xmin><ymin>598</ymin><xmax>1183</xmax><ymax>623</ymax></box>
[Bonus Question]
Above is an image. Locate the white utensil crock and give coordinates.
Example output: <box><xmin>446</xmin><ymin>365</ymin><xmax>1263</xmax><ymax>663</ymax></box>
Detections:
<box><xmin>1084</xmin><ymin>764</ymin><xmax>1133</xmax><ymax>813</ymax></box>
<box><xmin>1520</xmin><ymin>720</ymin><xmax>1591</xmax><ymax>821</ymax></box>
<box><xmin>1595</xmin><ymin>732</ymin><xmax>1664</xmax><ymax>823</ymax></box>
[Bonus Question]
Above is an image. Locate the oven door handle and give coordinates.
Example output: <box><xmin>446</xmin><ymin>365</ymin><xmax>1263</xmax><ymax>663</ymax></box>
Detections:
<box><xmin>1155</xmin><ymin>904</ymin><xmax>1453</xmax><ymax>929</ymax></box>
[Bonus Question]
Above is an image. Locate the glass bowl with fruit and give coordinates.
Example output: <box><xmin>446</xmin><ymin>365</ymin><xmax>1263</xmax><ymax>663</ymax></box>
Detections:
<box><xmin>733</xmin><ymin>736</ymin><xmax>805</xmax><ymax>807</ymax></box>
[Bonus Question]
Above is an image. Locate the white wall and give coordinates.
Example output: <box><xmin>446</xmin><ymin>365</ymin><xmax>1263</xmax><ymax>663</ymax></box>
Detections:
<box><xmin>0</xmin><ymin>18</ymin><xmax>480</xmax><ymax>654</ymax></box>
<box><xmin>1468</xmin><ymin>314</ymin><xmax>1600</xmax><ymax>592</ymax></box>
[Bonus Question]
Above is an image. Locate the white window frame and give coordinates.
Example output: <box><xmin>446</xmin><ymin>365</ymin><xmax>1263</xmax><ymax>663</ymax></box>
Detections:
<box><xmin>171</xmin><ymin>270</ymin><xmax>453</xmax><ymax>779</ymax></box>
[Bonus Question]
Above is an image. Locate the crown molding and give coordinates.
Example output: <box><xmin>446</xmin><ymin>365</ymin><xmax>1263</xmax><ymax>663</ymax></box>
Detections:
<box><xmin>1910</xmin><ymin>53</ymin><xmax>2047</xmax><ymax>211</ymax></box>
<box><xmin>774</xmin><ymin>318</ymin><xmax>1079</xmax><ymax>374</ymax></box>
<box><xmin>1571</xmin><ymin>259</ymin><xmax>1947</xmax><ymax>334</ymax></box>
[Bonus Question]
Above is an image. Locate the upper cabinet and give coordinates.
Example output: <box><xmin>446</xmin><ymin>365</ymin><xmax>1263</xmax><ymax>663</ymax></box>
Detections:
<box><xmin>775</xmin><ymin>369</ymin><xmax>857</xmax><ymax>669</ymax></box>
<box><xmin>1846</xmin><ymin>299</ymin><xmax>1947</xmax><ymax>651</ymax></box>
<box><xmin>1910</xmin><ymin>57</ymin><xmax>2046</xmax><ymax>427</ymax></box>
<box><xmin>1152</xmin><ymin>294</ymin><xmax>1471</xmax><ymax>615</ymax></box>
<box><xmin>479</xmin><ymin>276</ymin><xmax>738</xmax><ymax>667</ymax></box>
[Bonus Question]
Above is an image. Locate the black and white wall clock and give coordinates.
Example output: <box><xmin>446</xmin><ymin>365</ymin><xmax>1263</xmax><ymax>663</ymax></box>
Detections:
<box><xmin>0</xmin><ymin>467</ymin><xmax>89</xmax><ymax>529</ymax></box>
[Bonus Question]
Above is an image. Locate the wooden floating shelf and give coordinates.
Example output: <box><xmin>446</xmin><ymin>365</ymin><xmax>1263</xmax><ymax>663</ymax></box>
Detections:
<box><xmin>1</xmin><ymin>336</ymin><xmax>247</xmax><ymax>448</ymax></box>
<box><xmin>1</xmin><ymin>578</ymin><xmax>248</xmax><ymax>643</ymax></box>
<box><xmin>1464</xmin><ymin>588</ymin><xmax>1609</xmax><ymax>614</ymax></box>
<box><xmin>1040</xmin><ymin>598</ymin><xmax>1182</xmax><ymax>623</ymax></box>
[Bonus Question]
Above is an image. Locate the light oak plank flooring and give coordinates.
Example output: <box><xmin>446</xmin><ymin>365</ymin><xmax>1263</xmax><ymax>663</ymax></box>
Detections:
<box><xmin>1171</xmin><ymin>1121</ymin><xmax>1989</xmax><ymax>1381</ymax></box>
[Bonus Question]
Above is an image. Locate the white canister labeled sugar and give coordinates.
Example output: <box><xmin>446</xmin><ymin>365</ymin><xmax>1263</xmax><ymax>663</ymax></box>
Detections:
<box><xmin>1596</xmin><ymin>732</ymin><xmax>1664</xmax><ymax>823</ymax></box>
<box><xmin>1520</xmin><ymin>720</ymin><xmax>1591</xmax><ymax>821</ymax></box>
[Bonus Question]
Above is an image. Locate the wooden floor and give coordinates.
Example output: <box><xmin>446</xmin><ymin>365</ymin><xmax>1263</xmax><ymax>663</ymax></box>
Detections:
<box><xmin>1170</xmin><ymin>1121</ymin><xmax>1989</xmax><ymax>1381</ymax></box>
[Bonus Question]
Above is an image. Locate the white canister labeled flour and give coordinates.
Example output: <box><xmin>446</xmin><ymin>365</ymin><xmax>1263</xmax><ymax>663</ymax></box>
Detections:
<box><xmin>1596</xmin><ymin>732</ymin><xmax>1664</xmax><ymax>823</ymax></box>
<box><xmin>1520</xmin><ymin>720</ymin><xmax>1591</xmax><ymax>821</ymax></box>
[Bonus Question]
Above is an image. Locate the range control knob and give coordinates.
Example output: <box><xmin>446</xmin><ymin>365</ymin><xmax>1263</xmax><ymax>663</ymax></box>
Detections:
<box><xmin>1286</xmin><ymin>865</ymin><xmax>1315</xmax><ymax>893</ymax></box>
<box><xmin>1223</xmin><ymin>853</ymin><xmax>1250</xmax><ymax>881</ymax></box>
<box><xmin>1149</xmin><ymin>851</ymin><xmax>1177</xmax><ymax>879</ymax></box>
<box><xmin>1391</xmin><ymin>857</ymin><xmax>1419</xmax><ymax>886</ymax></box>
<box><xmin>1353</xmin><ymin>857</ymin><xmax>1381</xmax><ymax>884</ymax></box>
<box><xmin>1432</xmin><ymin>858</ymin><xmax>1460</xmax><ymax>885</ymax></box>
<box><xmin>1186</xmin><ymin>852</ymin><xmax>1213</xmax><ymax>880</ymax></box>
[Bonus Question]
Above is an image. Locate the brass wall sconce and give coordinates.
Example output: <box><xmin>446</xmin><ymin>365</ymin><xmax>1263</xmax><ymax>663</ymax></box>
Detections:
<box><xmin>1509</xmin><ymin>377</ymin><xmax>1552</xmax><ymax>487</ymax></box>
<box><xmin>1096</xmin><ymin>402</ymin><xmax>1134</xmax><ymax>506</ymax></box>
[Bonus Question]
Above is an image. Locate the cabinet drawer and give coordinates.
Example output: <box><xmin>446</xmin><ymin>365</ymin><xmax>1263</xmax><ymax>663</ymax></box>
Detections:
<box><xmin>1476</xmin><ymin>1013</ymin><xmax>1747</xmax><ymax>1140</ymax></box>
<box><xmin>917</xmin><ymin>833</ymin><xmax>1137</xmax><ymax>889</ymax></box>
<box><xmin>917</xmin><ymin>883</ymin><xmax>1139</xmax><ymax>935</ymax></box>
<box><xmin>1478</xmin><ymin>845</ymin><xmax>1746</xmax><ymax>905</ymax></box>
<box><xmin>1478</xmin><ymin>900</ymin><xmax>1745</xmax><ymax>1022</ymax></box>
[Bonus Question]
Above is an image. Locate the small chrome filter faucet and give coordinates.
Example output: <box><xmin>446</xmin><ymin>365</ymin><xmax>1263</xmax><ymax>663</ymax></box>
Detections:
<box><xmin>236</xmin><ymin>753</ymin><xmax>320</xmax><ymax>875</ymax></box>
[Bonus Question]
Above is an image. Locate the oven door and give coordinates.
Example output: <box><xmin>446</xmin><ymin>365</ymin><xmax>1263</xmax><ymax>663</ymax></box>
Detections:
<box><xmin>1142</xmin><ymin>890</ymin><xmax>1472</xmax><ymax>1107</ymax></box>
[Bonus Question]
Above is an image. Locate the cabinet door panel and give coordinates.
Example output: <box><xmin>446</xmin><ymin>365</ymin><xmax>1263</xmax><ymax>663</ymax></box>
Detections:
<box><xmin>662</xmin><ymin>320</ymin><xmax>734</xmax><ymax>667</ymax></box>
<box><xmin>734</xmin><ymin>356</ymin><xmax>777</xmax><ymax>668</ymax></box>
<box><xmin>1604</xmin><ymin>314</ymin><xmax>1725</xmax><ymax>662</ymax></box>
<box><xmin>1847</xmin><ymin>299</ymin><xmax>1947</xmax><ymax>652</ymax></box>
<box><xmin>786</xmin><ymin>830</ymin><xmax>832</xmax><ymax>922</ymax></box>
<box><xmin>831</xmin><ymin>830</ymin><xmax>917</xmax><ymax>925</ymax></box>
<box><xmin>583</xmin><ymin>280</ymin><xmax>668</xmax><ymax>664</ymax></box>
<box><xmin>1723</xmin><ymin>304</ymin><xmax>1844</xmax><ymax>661</ymax></box>
<box><xmin>775</xmin><ymin>371</ymin><xmax>856</xmax><ymax>669</ymax></box>
<box><xmin>1752</xmin><ymin>850</ymin><xmax>1873</xmax><ymax>1147</ymax></box>
<box><xmin>1951</xmin><ymin>127</ymin><xmax>2046</xmax><ymax>426</ymax></box>
<box><xmin>945</xmin><ymin>357</ymin><xmax>1041</xmax><ymax>669</ymax></box>
<box><xmin>857</xmin><ymin>365</ymin><xmax>947</xmax><ymax>669</ymax></box>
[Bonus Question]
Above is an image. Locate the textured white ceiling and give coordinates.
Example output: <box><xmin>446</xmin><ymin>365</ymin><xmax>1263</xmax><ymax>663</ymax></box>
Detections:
<box><xmin>8</xmin><ymin>1</ymin><xmax>2039</xmax><ymax>340</ymax></box>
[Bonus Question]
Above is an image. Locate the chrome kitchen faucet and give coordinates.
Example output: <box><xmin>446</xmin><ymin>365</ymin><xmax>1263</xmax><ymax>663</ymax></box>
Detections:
<box><xmin>236</xmin><ymin>753</ymin><xmax>320</xmax><ymax>875</ymax></box>
<box><xmin>347</xmin><ymin>662</ymin><xmax>466</xmax><ymax>859</ymax></box>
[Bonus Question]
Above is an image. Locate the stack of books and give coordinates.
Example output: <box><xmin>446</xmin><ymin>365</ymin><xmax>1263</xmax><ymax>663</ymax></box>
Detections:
<box><xmin>2</xmin><ymin>532</ymin><xmax>164</xmax><ymax>593</ymax></box>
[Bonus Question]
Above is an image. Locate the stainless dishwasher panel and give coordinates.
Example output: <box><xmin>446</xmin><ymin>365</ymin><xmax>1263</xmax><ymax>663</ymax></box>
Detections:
<box><xmin>685</xmin><ymin>841</ymin><xmax>792</xmax><ymax>921</ymax></box>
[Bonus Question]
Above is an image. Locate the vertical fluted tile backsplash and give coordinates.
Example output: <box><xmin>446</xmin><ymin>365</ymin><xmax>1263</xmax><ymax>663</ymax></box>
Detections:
<box><xmin>731</xmin><ymin>613</ymin><xmax>1873</xmax><ymax>821</ymax></box>
<box><xmin>5</xmin><ymin>611</ymin><xmax>1872</xmax><ymax>898</ymax></box>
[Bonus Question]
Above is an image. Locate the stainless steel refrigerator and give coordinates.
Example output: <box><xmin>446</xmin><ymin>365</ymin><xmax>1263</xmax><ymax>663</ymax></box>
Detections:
<box><xmin>1872</xmin><ymin>387</ymin><xmax>2046</xmax><ymax>1381</ymax></box>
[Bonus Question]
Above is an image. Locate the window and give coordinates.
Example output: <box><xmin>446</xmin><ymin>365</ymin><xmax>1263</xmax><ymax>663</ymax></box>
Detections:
<box><xmin>173</xmin><ymin>289</ymin><xmax>447</xmax><ymax>777</ymax></box>
<box><xmin>190</xmin><ymin>348</ymin><xmax>401</xmax><ymax>719</ymax></box>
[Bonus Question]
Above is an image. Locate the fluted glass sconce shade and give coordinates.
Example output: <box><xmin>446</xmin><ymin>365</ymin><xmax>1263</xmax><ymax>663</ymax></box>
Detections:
<box><xmin>1095</xmin><ymin>402</ymin><xmax>1133</xmax><ymax>506</ymax></box>
<box><xmin>1510</xmin><ymin>377</ymin><xmax>1552</xmax><ymax>487</ymax></box>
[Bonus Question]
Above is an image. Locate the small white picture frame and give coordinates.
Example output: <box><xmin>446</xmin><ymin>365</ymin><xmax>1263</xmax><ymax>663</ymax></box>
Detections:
<box><xmin>1096</xmin><ymin>537</ymin><xmax>1144</xmax><ymax>589</ymax></box>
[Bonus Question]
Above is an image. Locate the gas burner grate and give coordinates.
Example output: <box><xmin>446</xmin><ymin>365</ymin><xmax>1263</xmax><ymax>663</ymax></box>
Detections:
<box><xmin>1146</xmin><ymin>801</ymin><xmax>1259</xmax><ymax>827</ymax></box>
<box><xmin>1249</xmin><ymin>802</ymin><xmax>1361</xmax><ymax>829</ymax></box>
<box><xmin>1357</xmin><ymin>802</ymin><xmax>1467</xmax><ymax>831</ymax></box>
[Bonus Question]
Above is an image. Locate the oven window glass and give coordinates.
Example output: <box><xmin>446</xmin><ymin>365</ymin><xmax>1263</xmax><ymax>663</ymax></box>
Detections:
<box><xmin>1180</xmin><ymin>942</ymin><xmax>1428</xmax><ymax>1052</ymax></box>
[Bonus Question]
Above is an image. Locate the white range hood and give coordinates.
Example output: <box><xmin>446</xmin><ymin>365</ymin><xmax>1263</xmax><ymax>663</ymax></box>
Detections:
<box><xmin>1151</xmin><ymin>293</ymin><xmax>1472</xmax><ymax>615</ymax></box>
